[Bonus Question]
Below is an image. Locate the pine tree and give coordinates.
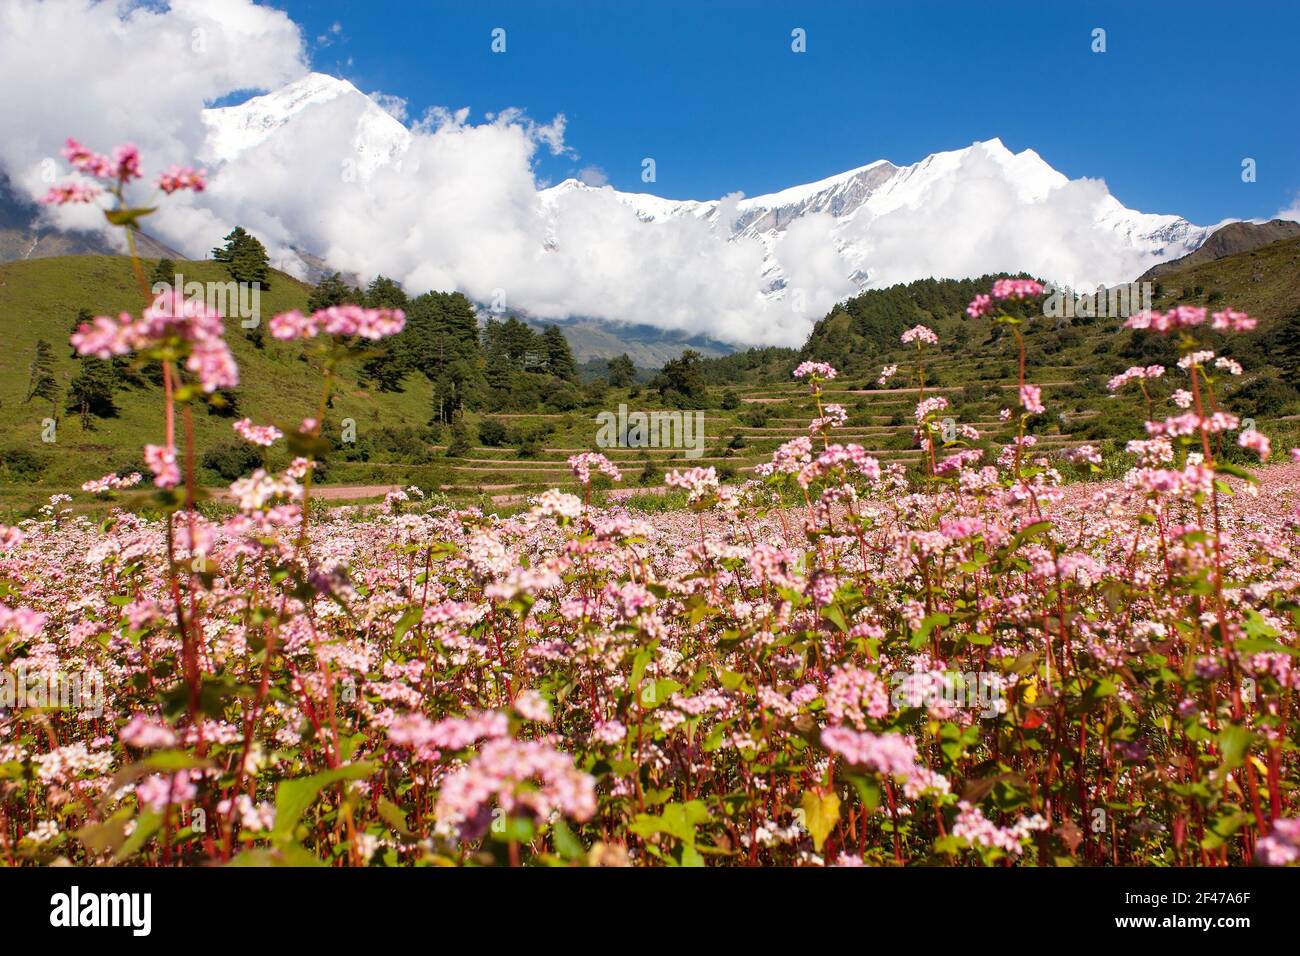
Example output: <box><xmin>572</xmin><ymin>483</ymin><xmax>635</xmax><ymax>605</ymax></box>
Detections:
<box><xmin>607</xmin><ymin>353</ymin><xmax>636</xmax><ymax>388</ymax></box>
<box><xmin>652</xmin><ymin>349</ymin><xmax>707</xmax><ymax>407</ymax></box>
<box><xmin>481</xmin><ymin>320</ymin><xmax>513</xmax><ymax>392</ymax></box>
<box><xmin>308</xmin><ymin>272</ymin><xmax>358</xmax><ymax>312</ymax></box>
<box><xmin>540</xmin><ymin>325</ymin><xmax>577</xmax><ymax>381</ymax></box>
<box><xmin>357</xmin><ymin>276</ymin><xmax>412</xmax><ymax>392</ymax></box>
<box><xmin>1275</xmin><ymin>306</ymin><xmax>1300</xmax><ymax>378</ymax></box>
<box><xmin>69</xmin><ymin>308</ymin><xmax>93</xmax><ymax>358</ymax></box>
<box><xmin>212</xmin><ymin>226</ymin><xmax>270</xmax><ymax>289</ymax></box>
<box><xmin>210</xmin><ymin>227</ymin><xmax>244</xmax><ymax>262</ymax></box>
<box><xmin>67</xmin><ymin>356</ymin><xmax>118</xmax><ymax>428</ymax></box>
<box><xmin>500</xmin><ymin>317</ymin><xmax>539</xmax><ymax>369</ymax></box>
<box><xmin>364</xmin><ymin>275</ymin><xmax>409</xmax><ymax>310</ymax></box>
<box><xmin>23</xmin><ymin>339</ymin><xmax>60</xmax><ymax>407</ymax></box>
<box><xmin>149</xmin><ymin>257</ymin><xmax>176</xmax><ymax>291</ymax></box>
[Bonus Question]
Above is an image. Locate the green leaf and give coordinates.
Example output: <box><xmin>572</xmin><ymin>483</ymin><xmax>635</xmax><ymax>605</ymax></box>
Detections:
<box><xmin>114</xmin><ymin>811</ymin><xmax>162</xmax><ymax>862</ymax></box>
<box><xmin>1218</xmin><ymin>725</ymin><xmax>1253</xmax><ymax>772</ymax></box>
<box><xmin>847</xmin><ymin>774</ymin><xmax>881</xmax><ymax>813</ymax></box>
<box><xmin>551</xmin><ymin>818</ymin><xmax>584</xmax><ymax>861</ymax></box>
<box><xmin>392</xmin><ymin>607</ymin><xmax>423</xmax><ymax>643</ymax></box>
<box><xmin>629</xmin><ymin>800</ymin><xmax>711</xmax><ymax>845</ymax></box>
<box><xmin>377</xmin><ymin>798</ymin><xmax>412</xmax><ymax>837</ymax></box>
<box><xmin>273</xmin><ymin>762</ymin><xmax>375</xmax><ymax>839</ymax></box>
<box><xmin>821</xmin><ymin>605</ymin><xmax>849</xmax><ymax>633</ymax></box>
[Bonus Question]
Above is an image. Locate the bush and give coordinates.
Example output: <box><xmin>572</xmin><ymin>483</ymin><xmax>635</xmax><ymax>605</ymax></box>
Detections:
<box><xmin>201</xmin><ymin>441</ymin><xmax>263</xmax><ymax>481</ymax></box>
<box><xmin>478</xmin><ymin>418</ymin><xmax>509</xmax><ymax>447</ymax></box>
<box><xmin>445</xmin><ymin>423</ymin><xmax>471</xmax><ymax>458</ymax></box>
<box><xmin>0</xmin><ymin>448</ymin><xmax>46</xmax><ymax>483</ymax></box>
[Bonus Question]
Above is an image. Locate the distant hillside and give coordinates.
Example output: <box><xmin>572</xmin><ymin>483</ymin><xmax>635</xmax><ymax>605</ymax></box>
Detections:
<box><xmin>1140</xmin><ymin>219</ymin><xmax>1300</xmax><ymax>281</ymax></box>
<box><xmin>508</xmin><ymin>314</ymin><xmax>733</xmax><ymax>365</ymax></box>
<box><xmin>800</xmin><ymin>274</ymin><xmax>1011</xmax><ymax>372</ymax></box>
<box><xmin>0</xmin><ymin>175</ymin><xmax>182</xmax><ymax>265</ymax></box>
<box><xmin>0</xmin><ymin>255</ymin><xmax>436</xmax><ymax>487</ymax></box>
<box><xmin>1148</xmin><ymin>233</ymin><xmax>1300</xmax><ymax>323</ymax></box>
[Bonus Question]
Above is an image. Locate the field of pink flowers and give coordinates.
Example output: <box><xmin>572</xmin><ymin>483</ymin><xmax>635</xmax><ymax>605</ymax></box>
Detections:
<box><xmin>2</xmin><ymin>139</ymin><xmax>1298</xmax><ymax>868</ymax></box>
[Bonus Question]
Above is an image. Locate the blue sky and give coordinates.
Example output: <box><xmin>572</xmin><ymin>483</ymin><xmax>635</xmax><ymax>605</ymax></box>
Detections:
<box><xmin>277</xmin><ymin>0</ymin><xmax>1299</xmax><ymax>225</ymax></box>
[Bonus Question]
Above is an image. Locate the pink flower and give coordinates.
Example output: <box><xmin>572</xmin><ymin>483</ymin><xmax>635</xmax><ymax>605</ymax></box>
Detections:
<box><xmin>39</xmin><ymin>182</ymin><xmax>100</xmax><ymax>205</ymax></box>
<box><xmin>81</xmin><ymin>472</ymin><xmax>142</xmax><ymax>495</ymax></box>
<box><xmin>1211</xmin><ymin>309</ymin><xmax>1256</xmax><ymax>332</ymax></box>
<box><xmin>156</xmin><ymin>165</ymin><xmax>206</xmax><ymax>194</ymax></box>
<box><xmin>136</xmin><ymin>770</ymin><xmax>197</xmax><ymax>812</ymax></box>
<box><xmin>1107</xmin><ymin>365</ymin><xmax>1164</xmax><ymax>392</ymax></box>
<box><xmin>1020</xmin><ymin>384</ymin><xmax>1044</xmax><ymax>415</ymax></box>
<box><xmin>966</xmin><ymin>293</ymin><xmax>994</xmax><ymax>318</ymax></box>
<box><xmin>1256</xmin><ymin>819</ymin><xmax>1300</xmax><ymax>866</ymax></box>
<box><xmin>187</xmin><ymin>337</ymin><xmax>239</xmax><ymax>392</ymax></box>
<box><xmin>111</xmin><ymin>144</ymin><xmax>142</xmax><ymax>182</ymax></box>
<box><xmin>269</xmin><ymin>310</ymin><xmax>317</xmax><ymax>340</ymax></box>
<box><xmin>901</xmin><ymin>325</ymin><xmax>939</xmax><ymax>346</ymax></box>
<box><xmin>952</xmin><ymin>801</ymin><xmax>1047</xmax><ymax>856</ymax></box>
<box><xmin>991</xmin><ymin>278</ymin><xmax>1044</xmax><ymax>300</ymax></box>
<box><xmin>567</xmin><ymin>452</ymin><xmax>622</xmax><ymax>486</ymax></box>
<box><xmin>233</xmin><ymin>418</ymin><xmax>282</xmax><ymax>447</ymax></box>
<box><xmin>664</xmin><ymin>466</ymin><xmax>720</xmax><ymax>503</ymax></box>
<box><xmin>61</xmin><ymin>137</ymin><xmax>113</xmax><ymax>178</ymax></box>
<box><xmin>120</xmin><ymin>714</ymin><xmax>176</xmax><ymax>749</ymax></box>
<box><xmin>792</xmin><ymin>360</ymin><xmax>837</xmax><ymax>382</ymax></box>
<box><xmin>513</xmin><ymin>690</ymin><xmax>552</xmax><ymax>723</ymax></box>
<box><xmin>269</xmin><ymin>305</ymin><xmax>405</xmax><ymax>341</ymax></box>
<box><xmin>434</xmin><ymin>737</ymin><xmax>596</xmax><ymax>841</ymax></box>
<box><xmin>71</xmin><ymin>290</ymin><xmax>237</xmax><ymax>392</ymax></box>
<box><xmin>70</xmin><ymin>312</ymin><xmax>136</xmax><ymax>359</ymax></box>
<box><xmin>144</xmin><ymin>444</ymin><xmax>180</xmax><ymax>489</ymax></box>
<box><xmin>1238</xmin><ymin>429</ymin><xmax>1271</xmax><ymax>462</ymax></box>
<box><xmin>592</xmin><ymin>720</ymin><xmax>627</xmax><ymax>745</ymax></box>
<box><xmin>1126</xmin><ymin>305</ymin><xmax>1224</xmax><ymax>334</ymax></box>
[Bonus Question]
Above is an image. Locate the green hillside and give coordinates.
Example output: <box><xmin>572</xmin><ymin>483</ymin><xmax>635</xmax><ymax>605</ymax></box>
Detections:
<box><xmin>1</xmin><ymin>237</ymin><xmax>1296</xmax><ymax>518</ymax></box>
<box><xmin>0</xmin><ymin>255</ymin><xmax>435</xmax><ymax>493</ymax></box>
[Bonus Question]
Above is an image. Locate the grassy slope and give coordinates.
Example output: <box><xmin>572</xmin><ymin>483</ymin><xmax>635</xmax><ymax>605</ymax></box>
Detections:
<box><xmin>1</xmin><ymin>240</ymin><xmax>1295</xmax><ymax>515</ymax></box>
<box><xmin>0</xmin><ymin>255</ymin><xmax>434</xmax><ymax>491</ymax></box>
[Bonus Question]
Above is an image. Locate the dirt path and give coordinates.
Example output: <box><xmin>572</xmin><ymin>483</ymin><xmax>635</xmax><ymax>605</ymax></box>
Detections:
<box><xmin>214</xmin><ymin>483</ymin><xmax>404</xmax><ymax>502</ymax></box>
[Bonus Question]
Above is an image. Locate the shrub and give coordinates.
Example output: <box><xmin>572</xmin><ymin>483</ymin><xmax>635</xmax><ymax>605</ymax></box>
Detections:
<box><xmin>201</xmin><ymin>441</ymin><xmax>263</xmax><ymax>481</ymax></box>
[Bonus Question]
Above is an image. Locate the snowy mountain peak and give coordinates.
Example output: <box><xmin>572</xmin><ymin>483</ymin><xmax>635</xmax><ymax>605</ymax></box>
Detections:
<box><xmin>202</xmin><ymin>72</ymin><xmax>410</xmax><ymax>174</ymax></box>
<box><xmin>191</xmin><ymin>73</ymin><xmax>1221</xmax><ymax>346</ymax></box>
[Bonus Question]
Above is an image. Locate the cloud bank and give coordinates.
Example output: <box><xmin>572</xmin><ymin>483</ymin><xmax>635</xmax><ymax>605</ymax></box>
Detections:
<box><xmin>0</xmin><ymin>0</ymin><xmax>1217</xmax><ymax>350</ymax></box>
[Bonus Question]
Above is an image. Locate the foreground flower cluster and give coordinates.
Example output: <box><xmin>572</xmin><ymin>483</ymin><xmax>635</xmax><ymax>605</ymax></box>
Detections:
<box><xmin>4</xmin><ymin>142</ymin><xmax>1298</xmax><ymax>867</ymax></box>
<box><xmin>4</xmin><ymin>415</ymin><xmax>1298</xmax><ymax>866</ymax></box>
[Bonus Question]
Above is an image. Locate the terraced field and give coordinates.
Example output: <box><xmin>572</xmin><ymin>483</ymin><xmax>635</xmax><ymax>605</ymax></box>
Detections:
<box><xmin>319</xmin><ymin>374</ymin><xmax>1094</xmax><ymax>505</ymax></box>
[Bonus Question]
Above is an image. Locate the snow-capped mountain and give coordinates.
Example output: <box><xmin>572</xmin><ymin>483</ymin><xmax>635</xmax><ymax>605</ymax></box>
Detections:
<box><xmin>202</xmin><ymin>72</ymin><xmax>411</xmax><ymax>180</ymax></box>
<box><xmin>537</xmin><ymin>142</ymin><xmax>1216</xmax><ymax>297</ymax></box>
<box><xmin>188</xmin><ymin>72</ymin><xmax>1223</xmax><ymax>346</ymax></box>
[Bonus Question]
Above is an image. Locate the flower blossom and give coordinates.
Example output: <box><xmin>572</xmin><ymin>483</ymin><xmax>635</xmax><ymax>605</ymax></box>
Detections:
<box><xmin>233</xmin><ymin>418</ymin><xmax>283</xmax><ymax>447</ymax></box>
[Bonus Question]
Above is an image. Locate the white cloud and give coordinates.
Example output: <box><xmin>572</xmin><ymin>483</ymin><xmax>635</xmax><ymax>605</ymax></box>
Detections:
<box><xmin>0</xmin><ymin>0</ymin><xmax>306</xmax><ymax>250</ymax></box>
<box><xmin>369</xmin><ymin>92</ymin><xmax>408</xmax><ymax>123</ymax></box>
<box><xmin>1277</xmin><ymin>192</ymin><xmax>1300</xmax><ymax>223</ymax></box>
<box><xmin>577</xmin><ymin>165</ymin><xmax>608</xmax><ymax>187</ymax></box>
<box><xmin>0</xmin><ymin>3</ymin><xmax>1212</xmax><ymax>352</ymax></box>
<box><xmin>836</xmin><ymin>144</ymin><xmax>1196</xmax><ymax>293</ymax></box>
